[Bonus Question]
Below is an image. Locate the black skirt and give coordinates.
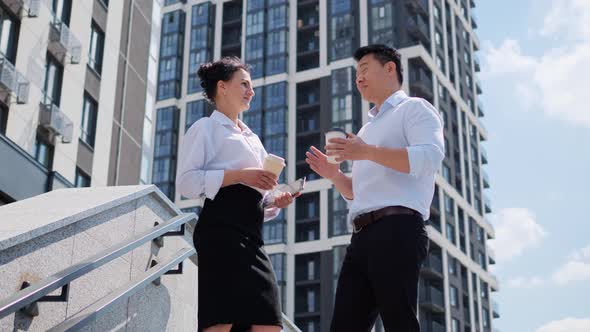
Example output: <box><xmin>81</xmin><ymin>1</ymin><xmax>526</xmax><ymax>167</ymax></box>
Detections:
<box><xmin>193</xmin><ymin>184</ymin><xmax>282</xmax><ymax>331</ymax></box>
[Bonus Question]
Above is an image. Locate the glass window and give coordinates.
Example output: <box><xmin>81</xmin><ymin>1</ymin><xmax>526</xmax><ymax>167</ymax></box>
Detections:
<box><xmin>158</xmin><ymin>11</ymin><xmax>185</xmax><ymax>100</ymax></box>
<box><xmin>34</xmin><ymin>136</ymin><xmax>54</xmax><ymax>169</ymax></box>
<box><xmin>52</xmin><ymin>0</ymin><xmax>72</xmax><ymax>25</ymax></box>
<box><xmin>80</xmin><ymin>94</ymin><xmax>98</xmax><ymax>147</ymax></box>
<box><xmin>450</xmin><ymin>286</ymin><xmax>459</xmax><ymax>307</ymax></box>
<box><xmin>296</xmin><ymin>192</ymin><xmax>320</xmax><ymax>242</ymax></box>
<box><xmin>152</xmin><ymin>106</ymin><xmax>179</xmax><ymax>199</ymax></box>
<box><xmin>0</xmin><ymin>104</ymin><xmax>7</xmax><ymax>135</ymax></box>
<box><xmin>44</xmin><ymin>54</ymin><xmax>64</xmax><ymax>106</ymax></box>
<box><xmin>329</xmin><ymin>189</ymin><xmax>350</xmax><ymax>236</ymax></box>
<box><xmin>0</xmin><ymin>7</ymin><xmax>20</xmax><ymax>63</ymax></box>
<box><xmin>185</xmin><ymin>100</ymin><xmax>212</xmax><ymax>131</ymax></box>
<box><xmin>451</xmin><ymin>318</ymin><xmax>459</xmax><ymax>332</ymax></box>
<box><xmin>329</xmin><ymin>0</ymin><xmax>357</xmax><ymax>62</ymax></box>
<box><xmin>89</xmin><ymin>22</ymin><xmax>105</xmax><ymax>74</ymax></box>
<box><xmin>446</xmin><ymin>222</ymin><xmax>456</xmax><ymax>244</ymax></box>
<box><xmin>75</xmin><ymin>168</ymin><xmax>91</xmax><ymax>187</ymax></box>
<box><xmin>188</xmin><ymin>3</ymin><xmax>214</xmax><ymax>94</ymax></box>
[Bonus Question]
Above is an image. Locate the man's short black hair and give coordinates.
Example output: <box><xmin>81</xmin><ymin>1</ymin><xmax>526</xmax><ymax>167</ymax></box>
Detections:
<box><xmin>353</xmin><ymin>44</ymin><xmax>403</xmax><ymax>84</ymax></box>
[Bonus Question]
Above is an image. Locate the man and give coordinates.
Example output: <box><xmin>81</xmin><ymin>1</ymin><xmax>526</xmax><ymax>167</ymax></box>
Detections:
<box><xmin>305</xmin><ymin>44</ymin><xmax>444</xmax><ymax>331</ymax></box>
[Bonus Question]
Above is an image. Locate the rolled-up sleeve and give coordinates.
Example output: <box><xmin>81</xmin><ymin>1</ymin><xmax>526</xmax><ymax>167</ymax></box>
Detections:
<box><xmin>404</xmin><ymin>100</ymin><xmax>445</xmax><ymax>178</ymax></box>
<box><xmin>176</xmin><ymin>120</ymin><xmax>224</xmax><ymax>200</ymax></box>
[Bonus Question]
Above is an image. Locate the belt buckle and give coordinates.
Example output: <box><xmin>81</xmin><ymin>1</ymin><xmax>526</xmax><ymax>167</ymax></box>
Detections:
<box><xmin>353</xmin><ymin>222</ymin><xmax>363</xmax><ymax>233</ymax></box>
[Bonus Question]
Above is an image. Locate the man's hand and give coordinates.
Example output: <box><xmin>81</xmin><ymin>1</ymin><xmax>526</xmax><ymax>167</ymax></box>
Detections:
<box><xmin>240</xmin><ymin>168</ymin><xmax>278</xmax><ymax>190</ymax></box>
<box><xmin>325</xmin><ymin>133</ymin><xmax>372</xmax><ymax>162</ymax></box>
<box><xmin>305</xmin><ymin>146</ymin><xmax>341</xmax><ymax>180</ymax></box>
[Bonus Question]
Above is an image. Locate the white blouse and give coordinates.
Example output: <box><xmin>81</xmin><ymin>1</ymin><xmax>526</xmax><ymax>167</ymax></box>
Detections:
<box><xmin>176</xmin><ymin>110</ymin><xmax>280</xmax><ymax>221</ymax></box>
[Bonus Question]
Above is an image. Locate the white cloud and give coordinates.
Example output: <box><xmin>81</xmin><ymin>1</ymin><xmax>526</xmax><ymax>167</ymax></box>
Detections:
<box><xmin>488</xmin><ymin>208</ymin><xmax>547</xmax><ymax>262</ymax></box>
<box><xmin>552</xmin><ymin>244</ymin><xmax>590</xmax><ymax>285</ymax></box>
<box><xmin>481</xmin><ymin>0</ymin><xmax>590</xmax><ymax>128</ymax></box>
<box><xmin>536</xmin><ymin>317</ymin><xmax>590</xmax><ymax>332</ymax></box>
<box><xmin>505</xmin><ymin>276</ymin><xmax>545</xmax><ymax>289</ymax></box>
<box><xmin>540</xmin><ymin>0</ymin><xmax>590</xmax><ymax>41</ymax></box>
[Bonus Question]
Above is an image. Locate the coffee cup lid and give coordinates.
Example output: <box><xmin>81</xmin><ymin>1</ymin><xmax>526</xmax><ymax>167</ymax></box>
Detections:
<box><xmin>266</xmin><ymin>153</ymin><xmax>285</xmax><ymax>164</ymax></box>
<box><xmin>325</xmin><ymin>128</ymin><xmax>347</xmax><ymax>135</ymax></box>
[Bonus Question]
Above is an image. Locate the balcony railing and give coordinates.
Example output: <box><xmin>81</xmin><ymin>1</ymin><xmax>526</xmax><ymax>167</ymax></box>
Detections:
<box><xmin>0</xmin><ymin>55</ymin><xmax>29</xmax><ymax>105</ymax></box>
<box><xmin>492</xmin><ymin>300</ymin><xmax>500</xmax><ymax>318</ymax></box>
<box><xmin>476</xmin><ymin>77</ymin><xmax>483</xmax><ymax>94</ymax></box>
<box><xmin>477</xmin><ymin>99</ymin><xmax>484</xmax><ymax>117</ymax></box>
<box><xmin>420</xmin><ymin>285</ymin><xmax>444</xmax><ymax>312</ymax></box>
<box><xmin>0</xmin><ymin>0</ymin><xmax>40</xmax><ymax>17</ymax></box>
<box><xmin>483</xmin><ymin>169</ymin><xmax>490</xmax><ymax>188</ymax></box>
<box><xmin>48</xmin><ymin>20</ymin><xmax>81</xmax><ymax>64</ymax></box>
<box><xmin>474</xmin><ymin>53</ymin><xmax>481</xmax><ymax>72</ymax></box>
<box><xmin>432</xmin><ymin>321</ymin><xmax>446</xmax><ymax>332</ymax></box>
<box><xmin>421</xmin><ymin>254</ymin><xmax>444</xmax><ymax>279</ymax></box>
<box><xmin>488</xmin><ymin>246</ymin><xmax>496</xmax><ymax>264</ymax></box>
<box><xmin>407</xmin><ymin>14</ymin><xmax>430</xmax><ymax>44</ymax></box>
<box><xmin>38</xmin><ymin>96</ymin><xmax>73</xmax><ymax>143</ymax></box>
<box><xmin>471</xmin><ymin>12</ymin><xmax>478</xmax><ymax>29</ymax></box>
<box><xmin>484</xmin><ymin>195</ymin><xmax>492</xmax><ymax>213</ymax></box>
<box><xmin>406</xmin><ymin>0</ymin><xmax>429</xmax><ymax>17</ymax></box>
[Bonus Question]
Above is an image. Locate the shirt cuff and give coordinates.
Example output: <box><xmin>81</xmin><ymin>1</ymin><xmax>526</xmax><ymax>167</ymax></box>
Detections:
<box><xmin>406</xmin><ymin>146</ymin><xmax>426</xmax><ymax>177</ymax></box>
<box><xmin>264</xmin><ymin>206</ymin><xmax>281</xmax><ymax>222</ymax></box>
<box><xmin>203</xmin><ymin>170</ymin><xmax>225</xmax><ymax>200</ymax></box>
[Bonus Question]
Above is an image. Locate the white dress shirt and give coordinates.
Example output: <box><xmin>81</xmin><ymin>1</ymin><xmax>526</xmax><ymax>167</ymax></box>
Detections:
<box><xmin>347</xmin><ymin>90</ymin><xmax>445</xmax><ymax>222</ymax></box>
<box><xmin>176</xmin><ymin>110</ymin><xmax>280</xmax><ymax>221</ymax></box>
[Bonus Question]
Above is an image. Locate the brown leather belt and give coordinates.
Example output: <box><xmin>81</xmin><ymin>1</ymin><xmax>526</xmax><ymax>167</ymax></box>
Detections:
<box><xmin>352</xmin><ymin>206</ymin><xmax>421</xmax><ymax>233</ymax></box>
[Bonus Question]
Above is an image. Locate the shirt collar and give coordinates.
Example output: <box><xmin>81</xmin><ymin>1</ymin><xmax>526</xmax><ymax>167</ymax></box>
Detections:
<box><xmin>368</xmin><ymin>90</ymin><xmax>409</xmax><ymax>118</ymax></box>
<box><xmin>210</xmin><ymin>110</ymin><xmax>253</xmax><ymax>135</ymax></box>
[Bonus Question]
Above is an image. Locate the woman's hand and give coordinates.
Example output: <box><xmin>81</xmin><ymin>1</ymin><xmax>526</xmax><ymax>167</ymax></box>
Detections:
<box><xmin>273</xmin><ymin>192</ymin><xmax>300</xmax><ymax>209</ymax></box>
<box><xmin>240</xmin><ymin>168</ymin><xmax>278</xmax><ymax>190</ymax></box>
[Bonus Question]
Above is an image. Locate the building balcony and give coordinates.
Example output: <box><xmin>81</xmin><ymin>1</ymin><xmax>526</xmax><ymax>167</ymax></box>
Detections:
<box><xmin>48</xmin><ymin>20</ymin><xmax>81</xmax><ymax>64</ymax></box>
<box><xmin>483</xmin><ymin>169</ymin><xmax>490</xmax><ymax>188</ymax></box>
<box><xmin>409</xmin><ymin>63</ymin><xmax>434</xmax><ymax>101</ymax></box>
<box><xmin>0</xmin><ymin>54</ymin><xmax>29</xmax><ymax>105</ymax></box>
<box><xmin>39</xmin><ymin>96</ymin><xmax>73</xmax><ymax>143</ymax></box>
<box><xmin>420</xmin><ymin>285</ymin><xmax>445</xmax><ymax>313</ymax></box>
<box><xmin>488</xmin><ymin>246</ymin><xmax>496</xmax><ymax>265</ymax></box>
<box><xmin>477</xmin><ymin>99</ymin><xmax>485</xmax><ymax>117</ymax></box>
<box><xmin>405</xmin><ymin>0</ymin><xmax>429</xmax><ymax>18</ymax></box>
<box><xmin>0</xmin><ymin>133</ymin><xmax>72</xmax><ymax>202</ymax></box>
<box><xmin>0</xmin><ymin>0</ymin><xmax>40</xmax><ymax>17</ymax></box>
<box><xmin>484</xmin><ymin>194</ymin><xmax>492</xmax><ymax>213</ymax></box>
<box><xmin>421</xmin><ymin>254</ymin><xmax>444</xmax><ymax>279</ymax></box>
<box><xmin>474</xmin><ymin>53</ymin><xmax>481</xmax><ymax>72</ymax></box>
<box><xmin>476</xmin><ymin>77</ymin><xmax>483</xmax><ymax>94</ymax></box>
<box><xmin>432</xmin><ymin>321</ymin><xmax>446</xmax><ymax>332</ymax></box>
<box><xmin>493</xmin><ymin>300</ymin><xmax>500</xmax><ymax>318</ymax></box>
<box><xmin>471</xmin><ymin>12</ymin><xmax>478</xmax><ymax>29</ymax></box>
<box><xmin>406</xmin><ymin>15</ymin><xmax>430</xmax><ymax>45</ymax></box>
<box><xmin>481</xmin><ymin>145</ymin><xmax>488</xmax><ymax>164</ymax></box>
<box><xmin>471</xmin><ymin>0</ymin><xmax>476</xmax><ymax>8</ymax></box>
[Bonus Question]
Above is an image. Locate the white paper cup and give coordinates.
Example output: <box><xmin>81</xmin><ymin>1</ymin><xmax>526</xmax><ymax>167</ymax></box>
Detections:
<box><xmin>263</xmin><ymin>154</ymin><xmax>285</xmax><ymax>177</ymax></box>
<box><xmin>325</xmin><ymin>129</ymin><xmax>347</xmax><ymax>164</ymax></box>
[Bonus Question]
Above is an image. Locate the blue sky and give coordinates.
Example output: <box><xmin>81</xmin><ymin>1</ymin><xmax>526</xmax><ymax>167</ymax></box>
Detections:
<box><xmin>476</xmin><ymin>0</ymin><xmax>590</xmax><ymax>331</ymax></box>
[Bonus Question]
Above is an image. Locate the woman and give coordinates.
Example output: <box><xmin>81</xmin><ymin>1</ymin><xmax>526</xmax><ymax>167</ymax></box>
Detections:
<box><xmin>176</xmin><ymin>57</ymin><xmax>295</xmax><ymax>332</ymax></box>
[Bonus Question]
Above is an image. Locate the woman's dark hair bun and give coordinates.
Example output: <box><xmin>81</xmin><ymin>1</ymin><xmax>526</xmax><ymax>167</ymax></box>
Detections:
<box><xmin>197</xmin><ymin>57</ymin><xmax>250</xmax><ymax>104</ymax></box>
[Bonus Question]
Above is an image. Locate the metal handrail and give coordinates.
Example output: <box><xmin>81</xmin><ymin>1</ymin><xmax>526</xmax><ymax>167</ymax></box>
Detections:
<box><xmin>0</xmin><ymin>213</ymin><xmax>196</xmax><ymax>319</ymax></box>
<box><xmin>47</xmin><ymin>248</ymin><xmax>196</xmax><ymax>332</ymax></box>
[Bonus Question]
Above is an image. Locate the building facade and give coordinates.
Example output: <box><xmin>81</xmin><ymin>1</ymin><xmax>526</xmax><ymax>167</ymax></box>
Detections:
<box><xmin>0</xmin><ymin>0</ymin><xmax>162</xmax><ymax>206</ymax></box>
<box><xmin>153</xmin><ymin>1</ymin><xmax>498</xmax><ymax>331</ymax></box>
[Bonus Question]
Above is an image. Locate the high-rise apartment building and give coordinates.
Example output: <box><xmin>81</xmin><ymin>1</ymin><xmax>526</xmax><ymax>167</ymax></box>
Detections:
<box><xmin>0</xmin><ymin>0</ymin><xmax>161</xmax><ymax>205</ymax></box>
<box><xmin>153</xmin><ymin>1</ymin><xmax>498</xmax><ymax>331</ymax></box>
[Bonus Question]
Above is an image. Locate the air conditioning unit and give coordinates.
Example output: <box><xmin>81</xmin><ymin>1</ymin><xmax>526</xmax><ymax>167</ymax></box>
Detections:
<box><xmin>17</xmin><ymin>81</ymin><xmax>29</xmax><ymax>104</ymax></box>
<box><xmin>27</xmin><ymin>0</ymin><xmax>40</xmax><ymax>17</ymax></box>
<box><xmin>0</xmin><ymin>59</ymin><xmax>17</xmax><ymax>92</ymax></box>
<box><xmin>39</xmin><ymin>102</ymin><xmax>73</xmax><ymax>143</ymax></box>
